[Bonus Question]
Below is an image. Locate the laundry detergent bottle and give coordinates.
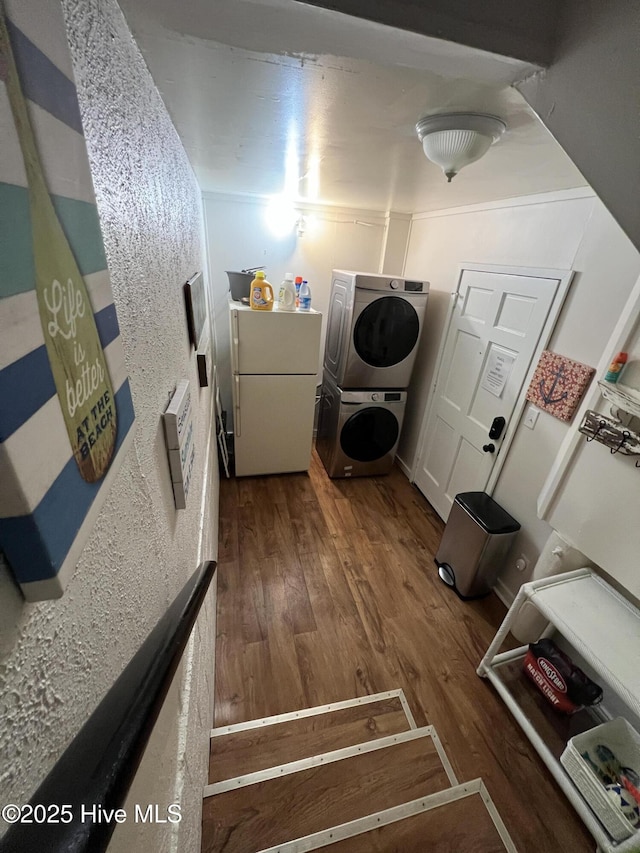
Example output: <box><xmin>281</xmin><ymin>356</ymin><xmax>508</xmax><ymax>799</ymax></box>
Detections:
<box><xmin>278</xmin><ymin>272</ymin><xmax>296</xmax><ymax>311</ymax></box>
<box><xmin>250</xmin><ymin>270</ymin><xmax>274</xmax><ymax>310</ymax></box>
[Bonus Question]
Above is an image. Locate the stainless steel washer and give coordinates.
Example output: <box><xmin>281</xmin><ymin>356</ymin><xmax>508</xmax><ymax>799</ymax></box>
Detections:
<box><xmin>324</xmin><ymin>270</ymin><xmax>429</xmax><ymax>389</ymax></box>
<box><xmin>316</xmin><ymin>375</ymin><xmax>407</xmax><ymax>478</ymax></box>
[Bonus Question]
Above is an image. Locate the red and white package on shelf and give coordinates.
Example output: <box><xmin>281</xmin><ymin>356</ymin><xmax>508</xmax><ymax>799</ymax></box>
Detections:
<box><xmin>523</xmin><ymin>638</ymin><xmax>603</xmax><ymax>714</ymax></box>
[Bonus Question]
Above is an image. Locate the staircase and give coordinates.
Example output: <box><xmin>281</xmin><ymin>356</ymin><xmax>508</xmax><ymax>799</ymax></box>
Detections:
<box><xmin>202</xmin><ymin>690</ymin><xmax>517</xmax><ymax>852</ymax></box>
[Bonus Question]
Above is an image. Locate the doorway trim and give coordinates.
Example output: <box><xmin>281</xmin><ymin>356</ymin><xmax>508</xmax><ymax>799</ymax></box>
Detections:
<box><xmin>410</xmin><ymin>262</ymin><xmax>574</xmax><ymax>504</ymax></box>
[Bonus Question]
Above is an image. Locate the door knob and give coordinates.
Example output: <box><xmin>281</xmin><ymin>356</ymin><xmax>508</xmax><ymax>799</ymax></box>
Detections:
<box><xmin>483</xmin><ymin>443</ymin><xmax>496</xmax><ymax>453</ymax></box>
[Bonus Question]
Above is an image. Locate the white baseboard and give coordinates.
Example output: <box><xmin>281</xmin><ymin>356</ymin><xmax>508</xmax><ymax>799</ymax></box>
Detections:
<box><xmin>395</xmin><ymin>454</ymin><xmax>412</xmax><ymax>479</ymax></box>
<box><xmin>492</xmin><ymin>577</ymin><xmax>515</xmax><ymax>608</ymax></box>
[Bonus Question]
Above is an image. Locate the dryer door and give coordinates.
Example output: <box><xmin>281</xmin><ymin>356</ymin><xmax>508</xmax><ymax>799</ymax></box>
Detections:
<box><xmin>354</xmin><ymin>297</ymin><xmax>419</xmax><ymax>365</ymax></box>
<box><xmin>342</xmin><ymin>293</ymin><xmax>427</xmax><ymax>388</ymax></box>
<box><xmin>340</xmin><ymin>406</ymin><xmax>400</xmax><ymax>462</ymax></box>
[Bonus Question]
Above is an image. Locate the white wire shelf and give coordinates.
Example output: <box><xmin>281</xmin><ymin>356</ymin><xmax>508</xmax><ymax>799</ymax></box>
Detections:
<box><xmin>478</xmin><ymin>569</ymin><xmax>640</xmax><ymax>853</ymax></box>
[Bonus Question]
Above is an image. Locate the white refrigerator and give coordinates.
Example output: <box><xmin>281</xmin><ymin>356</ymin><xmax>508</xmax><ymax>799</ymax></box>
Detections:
<box><xmin>229</xmin><ymin>301</ymin><xmax>322</xmax><ymax>476</ymax></box>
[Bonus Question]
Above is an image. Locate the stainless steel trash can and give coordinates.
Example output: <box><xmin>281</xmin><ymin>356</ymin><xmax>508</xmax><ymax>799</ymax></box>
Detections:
<box><xmin>435</xmin><ymin>492</ymin><xmax>520</xmax><ymax>599</ymax></box>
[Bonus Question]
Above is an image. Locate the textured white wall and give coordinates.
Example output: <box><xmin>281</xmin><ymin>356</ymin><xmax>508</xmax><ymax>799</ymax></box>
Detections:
<box><xmin>0</xmin><ymin>1</ymin><xmax>217</xmax><ymax>850</ymax></box>
<box><xmin>400</xmin><ymin>191</ymin><xmax>640</xmax><ymax>599</ymax></box>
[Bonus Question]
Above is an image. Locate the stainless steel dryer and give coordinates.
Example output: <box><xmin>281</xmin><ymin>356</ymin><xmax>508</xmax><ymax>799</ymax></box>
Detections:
<box><xmin>324</xmin><ymin>270</ymin><xmax>429</xmax><ymax>389</ymax></box>
<box><xmin>317</xmin><ymin>375</ymin><xmax>407</xmax><ymax>478</ymax></box>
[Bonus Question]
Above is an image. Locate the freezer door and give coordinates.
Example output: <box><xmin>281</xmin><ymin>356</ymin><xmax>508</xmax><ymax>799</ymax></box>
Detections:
<box><xmin>234</xmin><ymin>308</ymin><xmax>322</xmax><ymax>374</ymax></box>
<box><xmin>233</xmin><ymin>374</ymin><xmax>317</xmax><ymax>476</ymax></box>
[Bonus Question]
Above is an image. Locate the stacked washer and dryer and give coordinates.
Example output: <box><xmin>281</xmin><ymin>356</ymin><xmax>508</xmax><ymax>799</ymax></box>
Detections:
<box><xmin>317</xmin><ymin>270</ymin><xmax>429</xmax><ymax>478</ymax></box>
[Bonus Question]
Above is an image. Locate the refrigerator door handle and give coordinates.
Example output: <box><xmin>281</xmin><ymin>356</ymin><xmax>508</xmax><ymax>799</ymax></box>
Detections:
<box><xmin>234</xmin><ymin>374</ymin><xmax>241</xmax><ymax>437</ymax></box>
<box><xmin>230</xmin><ymin>310</ymin><xmax>240</xmax><ymax>375</ymax></box>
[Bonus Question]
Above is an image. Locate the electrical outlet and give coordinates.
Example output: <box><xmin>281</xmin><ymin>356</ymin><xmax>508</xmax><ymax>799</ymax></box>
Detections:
<box><xmin>523</xmin><ymin>405</ymin><xmax>539</xmax><ymax>430</ymax></box>
<box><xmin>515</xmin><ymin>554</ymin><xmax>529</xmax><ymax>572</ymax></box>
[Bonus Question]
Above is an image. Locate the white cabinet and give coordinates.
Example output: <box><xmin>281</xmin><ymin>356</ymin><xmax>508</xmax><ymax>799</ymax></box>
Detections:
<box><xmin>229</xmin><ymin>302</ymin><xmax>322</xmax><ymax>477</ymax></box>
<box><xmin>233</xmin><ymin>374</ymin><xmax>317</xmax><ymax>477</ymax></box>
<box><xmin>478</xmin><ymin>569</ymin><xmax>640</xmax><ymax>853</ymax></box>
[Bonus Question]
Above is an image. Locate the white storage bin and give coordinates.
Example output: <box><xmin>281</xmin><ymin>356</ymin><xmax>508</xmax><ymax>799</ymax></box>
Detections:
<box><xmin>561</xmin><ymin>717</ymin><xmax>640</xmax><ymax>842</ymax></box>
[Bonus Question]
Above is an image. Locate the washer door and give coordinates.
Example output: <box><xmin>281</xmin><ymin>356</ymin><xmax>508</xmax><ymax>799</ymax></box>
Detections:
<box><xmin>340</xmin><ymin>406</ymin><xmax>399</xmax><ymax>462</ymax></box>
<box><xmin>353</xmin><ymin>297</ymin><xmax>420</xmax><ymax>368</ymax></box>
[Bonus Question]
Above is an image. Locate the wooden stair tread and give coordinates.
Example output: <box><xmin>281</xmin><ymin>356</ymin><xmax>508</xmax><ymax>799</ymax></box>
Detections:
<box><xmin>316</xmin><ymin>791</ymin><xmax>509</xmax><ymax>852</ymax></box>
<box><xmin>201</xmin><ymin>731</ymin><xmax>450</xmax><ymax>853</ymax></box>
<box><xmin>209</xmin><ymin>695</ymin><xmax>410</xmax><ymax>783</ymax></box>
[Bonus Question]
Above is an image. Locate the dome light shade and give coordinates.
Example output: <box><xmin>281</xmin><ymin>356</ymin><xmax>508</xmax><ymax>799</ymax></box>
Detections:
<box><xmin>415</xmin><ymin>113</ymin><xmax>506</xmax><ymax>182</ymax></box>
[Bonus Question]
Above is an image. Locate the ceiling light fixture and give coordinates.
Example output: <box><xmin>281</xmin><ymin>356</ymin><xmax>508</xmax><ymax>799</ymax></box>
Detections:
<box><xmin>415</xmin><ymin>113</ymin><xmax>506</xmax><ymax>182</ymax></box>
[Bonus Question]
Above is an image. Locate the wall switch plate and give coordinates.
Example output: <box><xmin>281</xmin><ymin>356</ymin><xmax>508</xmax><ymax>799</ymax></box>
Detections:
<box><xmin>523</xmin><ymin>405</ymin><xmax>540</xmax><ymax>430</ymax></box>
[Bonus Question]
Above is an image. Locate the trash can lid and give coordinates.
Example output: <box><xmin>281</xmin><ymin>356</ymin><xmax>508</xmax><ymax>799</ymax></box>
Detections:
<box><xmin>455</xmin><ymin>492</ymin><xmax>520</xmax><ymax>535</ymax></box>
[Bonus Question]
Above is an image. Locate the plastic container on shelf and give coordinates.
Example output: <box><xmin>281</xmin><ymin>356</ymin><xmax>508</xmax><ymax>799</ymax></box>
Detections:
<box><xmin>278</xmin><ymin>272</ymin><xmax>296</xmax><ymax>311</ymax></box>
<box><xmin>294</xmin><ymin>275</ymin><xmax>303</xmax><ymax>308</ymax></box>
<box><xmin>298</xmin><ymin>280</ymin><xmax>311</xmax><ymax>311</ymax></box>
<box><xmin>561</xmin><ymin>718</ymin><xmax>640</xmax><ymax>842</ymax></box>
<box><xmin>511</xmin><ymin>530</ymin><xmax>593</xmax><ymax>643</ymax></box>
<box><xmin>250</xmin><ymin>271</ymin><xmax>274</xmax><ymax>311</ymax></box>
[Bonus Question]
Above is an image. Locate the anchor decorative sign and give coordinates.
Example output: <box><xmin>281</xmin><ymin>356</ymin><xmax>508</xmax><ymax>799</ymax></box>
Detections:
<box><xmin>526</xmin><ymin>351</ymin><xmax>595</xmax><ymax>422</ymax></box>
<box><xmin>0</xmin><ymin>2</ymin><xmax>135</xmax><ymax>601</ymax></box>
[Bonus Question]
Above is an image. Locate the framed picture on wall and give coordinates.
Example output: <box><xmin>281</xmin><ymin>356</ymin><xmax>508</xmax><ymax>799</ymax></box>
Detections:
<box><xmin>184</xmin><ymin>270</ymin><xmax>207</xmax><ymax>348</ymax></box>
<box><xmin>526</xmin><ymin>350</ymin><xmax>595</xmax><ymax>422</ymax></box>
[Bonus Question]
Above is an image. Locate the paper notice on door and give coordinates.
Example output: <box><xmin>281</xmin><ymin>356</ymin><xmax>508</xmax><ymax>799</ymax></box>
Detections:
<box><xmin>481</xmin><ymin>350</ymin><xmax>515</xmax><ymax>398</ymax></box>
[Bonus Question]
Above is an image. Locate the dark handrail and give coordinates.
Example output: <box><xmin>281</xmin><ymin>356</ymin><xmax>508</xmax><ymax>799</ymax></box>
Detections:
<box><xmin>0</xmin><ymin>560</ymin><xmax>216</xmax><ymax>853</ymax></box>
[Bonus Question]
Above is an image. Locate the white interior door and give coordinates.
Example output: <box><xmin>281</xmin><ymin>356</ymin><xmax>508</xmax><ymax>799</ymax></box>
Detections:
<box><xmin>414</xmin><ymin>266</ymin><xmax>563</xmax><ymax>520</ymax></box>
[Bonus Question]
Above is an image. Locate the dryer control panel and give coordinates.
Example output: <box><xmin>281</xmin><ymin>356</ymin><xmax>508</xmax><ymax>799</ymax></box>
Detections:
<box><xmin>351</xmin><ymin>273</ymin><xmax>430</xmax><ymax>294</ymax></box>
<box><xmin>341</xmin><ymin>389</ymin><xmax>408</xmax><ymax>404</ymax></box>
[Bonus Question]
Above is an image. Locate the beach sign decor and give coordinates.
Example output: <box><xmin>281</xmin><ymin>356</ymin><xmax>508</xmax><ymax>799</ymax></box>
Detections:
<box><xmin>0</xmin><ymin>2</ymin><xmax>135</xmax><ymax>601</ymax></box>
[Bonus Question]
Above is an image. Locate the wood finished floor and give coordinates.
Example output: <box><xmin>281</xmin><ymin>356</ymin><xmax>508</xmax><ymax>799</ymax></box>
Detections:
<box><xmin>326</xmin><ymin>793</ymin><xmax>509</xmax><ymax>853</ymax></box>
<box><xmin>214</xmin><ymin>451</ymin><xmax>593</xmax><ymax>852</ymax></box>
<box><xmin>203</xmin><ymin>734</ymin><xmax>450</xmax><ymax>853</ymax></box>
<box><xmin>209</xmin><ymin>695</ymin><xmax>411</xmax><ymax>783</ymax></box>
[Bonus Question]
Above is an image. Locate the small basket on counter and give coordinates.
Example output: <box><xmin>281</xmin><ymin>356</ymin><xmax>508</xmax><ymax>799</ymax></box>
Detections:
<box><xmin>561</xmin><ymin>717</ymin><xmax>640</xmax><ymax>842</ymax></box>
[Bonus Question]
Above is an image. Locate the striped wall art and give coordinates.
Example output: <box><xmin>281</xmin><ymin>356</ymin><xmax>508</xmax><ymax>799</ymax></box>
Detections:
<box><xmin>0</xmin><ymin>1</ymin><xmax>135</xmax><ymax>601</ymax></box>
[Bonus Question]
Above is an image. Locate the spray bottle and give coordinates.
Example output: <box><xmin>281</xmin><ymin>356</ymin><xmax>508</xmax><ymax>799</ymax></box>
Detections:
<box><xmin>605</xmin><ymin>351</ymin><xmax>627</xmax><ymax>383</ymax></box>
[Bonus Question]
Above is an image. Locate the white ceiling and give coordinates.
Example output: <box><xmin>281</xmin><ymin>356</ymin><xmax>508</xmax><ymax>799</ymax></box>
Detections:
<box><xmin>119</xmin><ymin>0</ymin><xmax>587</xmax><ymax>214</ymax></box>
